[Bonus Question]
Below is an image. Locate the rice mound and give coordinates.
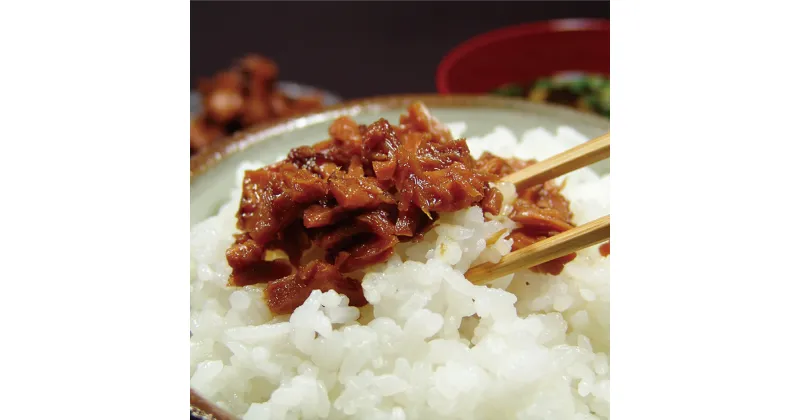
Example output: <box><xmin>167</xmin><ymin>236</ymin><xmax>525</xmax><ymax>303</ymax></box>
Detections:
<box><xmin>190</xmin><ymin>122</ymin><xmax>610</xmax><ymax>420</ymax></box>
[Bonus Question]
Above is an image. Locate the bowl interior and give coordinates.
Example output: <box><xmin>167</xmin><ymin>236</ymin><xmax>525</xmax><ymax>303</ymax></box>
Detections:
<box><xmin>437</xmin><ymin>20</ymin><xmax>610</xmax><ymax>94</ymax></box>
<box><xmin>190</xmin><ymin>96</ymin><xmax>609</xmax><ymax>226</ymax></box>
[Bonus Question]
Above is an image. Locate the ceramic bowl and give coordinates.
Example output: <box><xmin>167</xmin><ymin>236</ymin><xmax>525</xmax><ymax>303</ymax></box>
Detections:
<box><xmin>189</xmin><ymin>94</ymin><xmax>609</xmax><ymax>419</ymax></box>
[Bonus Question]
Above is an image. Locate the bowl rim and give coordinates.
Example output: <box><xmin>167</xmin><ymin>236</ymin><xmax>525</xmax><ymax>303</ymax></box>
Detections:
<box><xmin>435</xmin><ymin>18</ymin><xmax>611</xmax><ymax>94</ymax></box>
<box><xmin>190</xmin><ymin>93</ymin><xmax>610</xmax><ymax>180</ymax></box>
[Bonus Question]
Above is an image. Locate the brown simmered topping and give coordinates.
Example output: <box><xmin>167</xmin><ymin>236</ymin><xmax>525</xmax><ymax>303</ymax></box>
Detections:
<box><xmin>265</xmin><ymin>261</ymin><xmax>367</xmax><ymax>315</ymax></box>
<box><xmin>190</xmin><ymin>54</ymin><xmax>325</xmax><ymax>155</ymax></box>
<box><xmin>226</xmin><ymin>102</ymin><xmax>577</xmax><ymax>315</ymax></box>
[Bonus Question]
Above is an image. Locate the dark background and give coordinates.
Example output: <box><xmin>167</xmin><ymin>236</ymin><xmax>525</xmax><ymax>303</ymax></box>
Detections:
<box><xmin>191</xmin><ymin>1</ymin><xmax>609</xmax><ymax>99</ymax></box>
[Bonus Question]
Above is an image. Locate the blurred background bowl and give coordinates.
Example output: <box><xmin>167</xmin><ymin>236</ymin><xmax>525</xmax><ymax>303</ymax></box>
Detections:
<box><xmin>190</xmin><ymin>81</ymin><xmax>342</xmax><ymax>116</ymax></box>
<box><xmin>436</xmin><ymin>19</ymin><xmax>609</xmax><ymax>95</ymax></box>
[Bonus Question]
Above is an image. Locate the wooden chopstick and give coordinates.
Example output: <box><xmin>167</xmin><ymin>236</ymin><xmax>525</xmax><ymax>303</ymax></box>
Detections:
<box><xmin>191</xmin><ymin>389</ymin><xmax>237</xmax><ymax>420</ymax></box>
<box><xmin>501</xmin><ymin>133</ymin><xmax>610</xmax><ymax>190</ymax></box>
<box><xmin>465</xmin><ymin>132</ymin><xmax>611</xmax><ymax>285</ymax></box>
<box><xmin>465</xmin><ymin>215</ymin><xmax>609</xmax><ymax>285</ymax></box>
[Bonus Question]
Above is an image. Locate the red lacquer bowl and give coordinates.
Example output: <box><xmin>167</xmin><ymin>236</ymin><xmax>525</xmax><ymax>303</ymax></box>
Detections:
<box><xmin>436</xmin><ymin>19</ymin><xmax>610</xmax><ymax>94</ymax></box>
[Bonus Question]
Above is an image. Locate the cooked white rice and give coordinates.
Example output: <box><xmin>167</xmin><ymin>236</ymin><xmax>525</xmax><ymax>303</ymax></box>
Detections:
<box><xmin>190</xmin><ymin>122</ymin><xmax>610</xmax><ymax>420</ymax></box>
